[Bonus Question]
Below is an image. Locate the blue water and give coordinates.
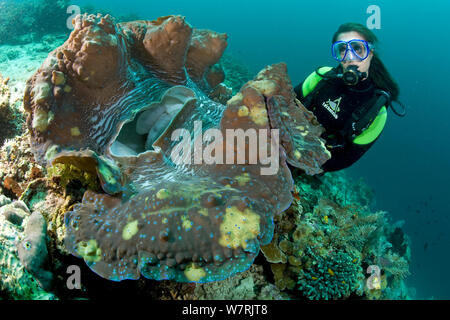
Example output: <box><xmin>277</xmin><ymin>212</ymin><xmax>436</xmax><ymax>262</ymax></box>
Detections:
<box><xmin>10</xmin><ymin>0</ymin><xmax>450</xmax><ymax>298</ymax></box>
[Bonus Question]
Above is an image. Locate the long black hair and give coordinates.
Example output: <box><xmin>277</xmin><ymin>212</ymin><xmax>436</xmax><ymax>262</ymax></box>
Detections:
<box><xmin>332</xmin><ymin>23</ymin><xmax>400</xmax><ymax>101</ymax></box>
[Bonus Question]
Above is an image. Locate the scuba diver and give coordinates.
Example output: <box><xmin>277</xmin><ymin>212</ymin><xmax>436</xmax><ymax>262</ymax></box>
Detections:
<box><xmin>295</xmin><ymin>23</ymin><xmax>406</xmax><ymax>172</ymax></box>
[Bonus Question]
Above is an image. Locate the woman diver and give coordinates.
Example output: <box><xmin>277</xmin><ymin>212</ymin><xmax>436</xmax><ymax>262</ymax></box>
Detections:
<box><xmin>295</xmin><ymin>23</ymin><xmax>405</xmax><ymax>172</ymax></box>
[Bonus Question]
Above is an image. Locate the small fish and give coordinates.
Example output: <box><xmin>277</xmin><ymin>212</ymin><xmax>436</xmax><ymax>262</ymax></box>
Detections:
<box><xmin>424</xmin><ymin>243</ymin><xmax>429</xmax><ymax>251</ymax></box>
<box><xmin>328</xmin><ymin>268</ymin><xmax>335</xmax><ymax>276</ymax></box>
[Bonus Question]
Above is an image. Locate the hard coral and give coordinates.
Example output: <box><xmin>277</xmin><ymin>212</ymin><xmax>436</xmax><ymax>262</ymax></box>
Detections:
<box><xmin>261</xmin><ymin>171</ymin><xmax>411</xmax><ymax>300</ymax></box>
<box><xmin>24</xmin><ymin>13</ymin><xmax>330</xmax><ymax>283</ymax></box>
<box><xmin>297</xmin><ymin>248</ymin><xmax>361</xmax><ymax>300</ymax></box>
<box><xmin>0</xmin><ymin>74</ymin><xmax>18</xmax><ymax>146</ymax></box>
<box><xmin>0</xmin><ymin>134</ymin><xmax>44</xmax><ymax>199</ymax></box>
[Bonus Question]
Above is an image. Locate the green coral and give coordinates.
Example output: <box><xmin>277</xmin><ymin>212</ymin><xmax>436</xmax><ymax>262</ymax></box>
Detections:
<box><xmin>47</xmin><ymin>163</ymin><xmax>100</xmax><ymax>193</ymax></box>
<box><xmin>297</xmin><ymin>247</ymin><xmax>362</xmax><ymax>300</ymax></box>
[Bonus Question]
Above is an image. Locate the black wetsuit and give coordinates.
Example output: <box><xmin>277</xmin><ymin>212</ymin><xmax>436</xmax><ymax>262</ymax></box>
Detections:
<box><xmin>294</xmin><ymin>71</ymin><xmax>380</xmax><ymax>172</ymax></box>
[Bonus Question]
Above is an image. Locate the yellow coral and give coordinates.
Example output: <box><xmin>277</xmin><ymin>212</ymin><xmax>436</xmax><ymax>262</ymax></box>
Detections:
<box><xmin>47</xmin><ymin>163</ymin><xmax>100</xmax><ymax>191</ymax></box>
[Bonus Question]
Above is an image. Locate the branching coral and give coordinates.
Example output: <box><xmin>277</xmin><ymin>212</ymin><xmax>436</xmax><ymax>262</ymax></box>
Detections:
<box><xmin>297</xmin><ymin>247</ymin><xmax>362</xmax><ymax>300</ymax></box>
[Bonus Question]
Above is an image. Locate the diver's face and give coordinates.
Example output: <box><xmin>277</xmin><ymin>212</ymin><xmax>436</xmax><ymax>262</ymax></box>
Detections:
<box><xmin>337</xmin><ymin>31</ymin><xmax>373</xmax><ymax>77</ymax></box>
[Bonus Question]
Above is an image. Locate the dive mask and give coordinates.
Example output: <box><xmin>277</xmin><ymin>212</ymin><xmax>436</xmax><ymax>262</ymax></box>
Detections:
<box><xmin>332</xmin><ymin>39</ymin><xmax>373</xmax><ymax>62</ymax></box>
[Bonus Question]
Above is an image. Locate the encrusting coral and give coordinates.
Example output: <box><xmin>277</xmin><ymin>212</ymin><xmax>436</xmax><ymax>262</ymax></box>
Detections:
<box><xmin>23</xmin><ymin>13</ymin><xmax>330</xmax><ymax>284</ymax></box>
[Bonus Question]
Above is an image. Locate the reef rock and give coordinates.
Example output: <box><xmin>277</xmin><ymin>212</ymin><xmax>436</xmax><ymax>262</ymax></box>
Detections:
<box><xmin>0</xmin><ymin>194</ymin><xmax>12</xmax><ymax>207</ymax></box>
<box><xmin>0</xmin><ymin>202</ymin><xmax>54</xmax><ymax>299</ymax></box>
<box><xmin>0</xmin><ymin>73</ymin><xmax>17</xmax><ymax>146</ymax></box>
<box><xmin>17</xmin><ymin>211</ymin><xmax>53</xmax><ymax>291</ymax></box>
<box><xmin>23</xmin><ymin>13</ymin><xmax>330</xmax><ymax>283</ymax></box>
<box><xmin>0</xmin><ymin>134</ymin><xmax>44</xmax><ymax>199</ymax></box>
<box><xmin>0</xmin><ymin>200</ymin><xmax>30</xmax><ymax>226</ymax></box>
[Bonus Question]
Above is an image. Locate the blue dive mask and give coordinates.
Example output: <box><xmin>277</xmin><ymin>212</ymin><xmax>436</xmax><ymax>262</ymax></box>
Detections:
<box><xmin>332</xmin><ymin>39</ymin><xmax>373</xmax><ymax>62</ymax></box>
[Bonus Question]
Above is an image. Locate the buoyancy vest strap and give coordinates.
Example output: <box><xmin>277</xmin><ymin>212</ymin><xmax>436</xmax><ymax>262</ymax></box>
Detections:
<box><xmin>302</xmin><ymin>66</ymin><xmax>333</xmax><ymax>97</ymax></box>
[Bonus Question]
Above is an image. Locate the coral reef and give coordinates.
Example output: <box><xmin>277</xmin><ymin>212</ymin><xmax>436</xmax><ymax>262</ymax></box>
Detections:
<box><xmin>0</xmin><ymin>10</ymin><xmax>412</xmax><ymax>300</ymax></box>
<box><xmin>78</xmin><ymin>3</ymin><xmax>142</xmax><ymax>24</ymax></box>
<box><xmin>0</xmin><ymin>201</ymin><xmax>54</xmax><ymax>300</ymax></box>
<box><xmin>0</xmin><ymin>133</ymin><xmax>411</xmax><ymax>300</ymax></box>
<box><xmin>0</xmin><ymin>194</ymin><xmax>11</xmax><ymax>207</ymax></box>
<box><xmin>0</xmin><ymin>35</ymin><xmax>67</xmax><ymax>106</ymax></box>
<box><xmin>22</xmin><ymin>13</ymin><xmax>329</xmax><ymax>284</ymax></box>
<box><xmin>17</xmin><ymin>211</ymin><xmax>53</xmax><ymax>291</ymax></box>
<box><xmin>0</xmin><ymin>134</ymin><xmax>45</xmax><ymax>199</ymax></box>
<box><xmin>296</xmin><ymin>248</ymin><xmax>361</xmax><ymax>300</ymax></box>
<box><xmin>0</xmin><ymin>73</ymin><xmax>21</xmax><ymax>146</ymax></box>
<box><xmin>219</xmin><ymin>54</ymin><xmax>254</xmax><ymax>95</ymax></box>
<box><xmin>0</xmin><ymin>200</ymin><xmax>29</xmax><ymax>226</ymax></box>
<box><xmin>0</xmin><ymin>0</ymin><xmax>70</xmax><ymax>45</ymax></box>
<box><xmin>261</xmin><ymin>170</ymin><xmax>412</xmax><ymax>300</ymax></box>
<box><xmin>194</xmin><ymin>265</ymin><xmax>287</xmax><ymax>300</ymax></box>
